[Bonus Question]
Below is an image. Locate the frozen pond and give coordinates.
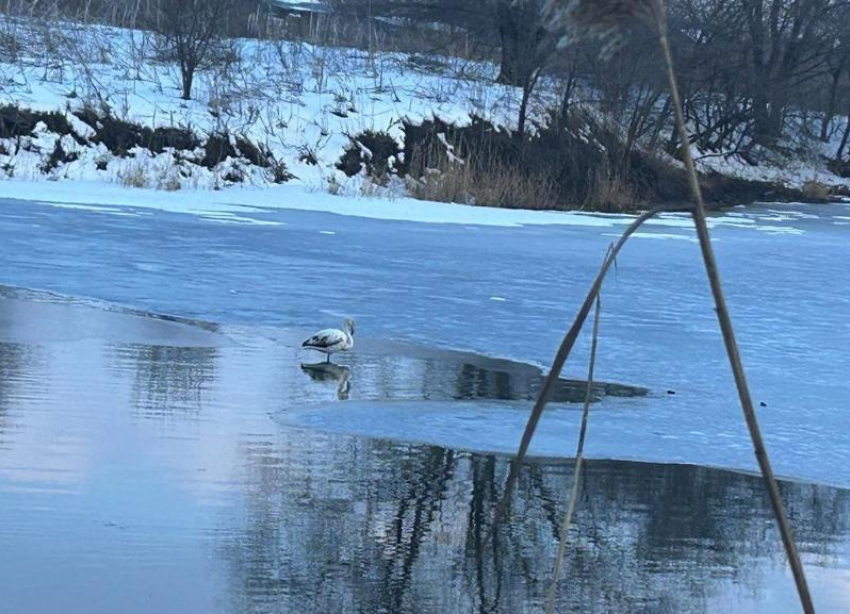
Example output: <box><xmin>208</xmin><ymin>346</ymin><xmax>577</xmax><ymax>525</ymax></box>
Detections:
<box><xmin>0</xmin><ymin>197</ymin><xmax>847</xmax><ymax>485</ymax></box>
<box><xmin>1</xmin><ymin>288</ymin><xmax>849</xmax><ymax>614</ymax></box>
<box><xmin>1</xmin><ymin>194</ymin><xmax>849</xmax><ymax>612</ymax></box>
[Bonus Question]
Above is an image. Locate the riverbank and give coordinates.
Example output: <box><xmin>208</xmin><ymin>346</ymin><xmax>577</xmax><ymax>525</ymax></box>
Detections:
<box><xmin>1</xmin><ymin>19</ymin><xmax>849</xmax><ymax>213</ymax></box>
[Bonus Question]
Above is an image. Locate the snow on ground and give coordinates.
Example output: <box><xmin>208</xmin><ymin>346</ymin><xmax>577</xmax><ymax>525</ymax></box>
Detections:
<box><xmin>1</xmin><ymin>16</ymin><xmax>848</xmax><ymax>209</ymax></box>
<box><xmin>693</xmin><ymin>130</ymin><xmax>850</xmax><ymax>191</ymax></box>
<box><xmin>1</xmin><ymin>180</ymin><xmax>616</xmax><ymax>227</ymax></box>
<box><xmin>0</xmin><ymin>18</ymin><xmax>529</xmax><ymax>192</ymax></box>
<box><xmin>0</xmin><ymin>178</ymin><xmax>824</xmax><ymax>234</ymax></box>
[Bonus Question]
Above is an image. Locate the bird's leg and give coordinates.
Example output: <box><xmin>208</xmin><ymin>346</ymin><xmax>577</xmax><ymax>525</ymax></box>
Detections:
<box><xmin>326</xmin><ymin>354</ymin><xmax>331</xmax><ymax>364</ymax></box>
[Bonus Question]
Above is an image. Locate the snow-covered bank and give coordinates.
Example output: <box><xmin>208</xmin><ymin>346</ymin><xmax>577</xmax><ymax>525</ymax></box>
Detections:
<box><xmin>0</xmin><ymin>179</ymin><xmax>613</xmax><ymax>227</ymax></box>
<box><xmin>3</xmin><ymin>179</ymin><xmax>840</xmax><ymax>234</ymax></box>
<box><xmin>1</xmin><ymin>16</ymin><xmax>849</xmax><ymax>211</ymax></box>
<box><xmin>0</xmin><ymin>19</ymin><xmax>519</xmax><ymax>193</ymax></box>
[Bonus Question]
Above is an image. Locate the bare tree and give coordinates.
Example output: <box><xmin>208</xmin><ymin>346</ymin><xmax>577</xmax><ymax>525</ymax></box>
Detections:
<box><xmin>148</xmin><ymin>0</ymin><xmax>232</xmax><ymax>100</ymax></box>
<box><xmin>738</xmin><ymin>0</ymin><xmax>838</xmax><ymax>145</ymax></box>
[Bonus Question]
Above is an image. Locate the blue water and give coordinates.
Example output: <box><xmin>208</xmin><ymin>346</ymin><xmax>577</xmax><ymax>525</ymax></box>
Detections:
<box><xmin>1</xmin><ymin>197</ymin><xmax>848</xmax><ymax>485</ymax></box>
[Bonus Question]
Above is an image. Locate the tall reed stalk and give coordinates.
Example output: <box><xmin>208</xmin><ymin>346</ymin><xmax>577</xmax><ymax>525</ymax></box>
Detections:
<box><xmin>497</xmin><ymin>1</ymin><xmax>815</xmax><ymax>611</ymax></box>
<box><xmin>653</xmin><ymin>5</ymin><xmax>813</xmax><ymax>610</ymax></box>
<box><xmin>544</xmin><ymin>293</ymin><xmax>602</xmax><ymax>614</ymax></box>
<box><xmin>491</xmin><ymin>205</ymin><xmax>667</xmax><ymax>526</ymax></box>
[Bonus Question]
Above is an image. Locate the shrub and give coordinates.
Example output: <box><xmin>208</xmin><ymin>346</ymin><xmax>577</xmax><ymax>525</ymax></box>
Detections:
<box><xmin>406</xmin><ymin>138</ymin><xmax>558</xmax><ymax>209</ymax></box>
<box><xmin>156</xmin><ymin>166</ymin><xmax>183</xmax><ymax>191</ymax></box>
<box><xmin>802</xmin><ymin>180</ymin><xmax>831</xmax><ymax>201</ymax></box>
<box><xmin>117</xmin><ymin>163</ymin><xmax>150</xmax><ymax>188</ymax></box>
<box><xmin>151</xmin><ymin>127</ymin><xmax>200</xmax><ymax>153</ymax></box>
<box><xmin>326</xmin><ymin>175</ymin><xmax>342</xmax><ymax>195</ymax></box>
<box><xmin>202</xmin><ymin>132</ymin><xmax>237</xmax><ymax>168</ymax></box>
<box><xmin>0</xmin><ymin>105</ymin><xmax>79</xmax><ymax>141</ymax></box>
<box><xmin>269</xmin><ymin>160</ymin><xmax>294</xmax><ymax>184</ymax></box>
<box><xmin>41</xmin><ymin>138</ymin><xmax>79</xmax><ymax>173</ymax></box>
<box><xmin>400</xmin><ymin>113</ymin><xmax>702</xmax><ymax>212</ymax></box>
<box><xmin>79</xmin><ymin>112</ymin><xmax>200</xmax><ymax>157</ymax></box>
<box><xmin>582</xmin><ymin>162</ymin><xmax>639</xmax><ymax>212</ymax></box>
<box><xmin>336</xmin><ymin>130</ymin><xmax>400</xmax><ymax>182</ymax></box>
<box><xmin>235</xmin><ymin>135</ymin><xmax>270</xmax><ymax>168</ymax></box>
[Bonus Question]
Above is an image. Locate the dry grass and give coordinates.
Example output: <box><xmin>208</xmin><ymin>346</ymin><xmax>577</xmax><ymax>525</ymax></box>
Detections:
<box><xmin>116</xmin><ymin>162</ymin><xmax>149</xmax><ymax>188</ymax></box>
<box><xmin>405</xmin><ymin>141</ymin><xmax>559</xmax><ymax>210</ymax></box>
<box><xmin>156</xmin><ymin>167</ymin><xmax>182</xmax><ymax>191</ymax></box>
<box><xmin>802</xmin><ymin>179</ymin><xmax>831</xmax><ymax>201</ymax></box>
<box><xmin>325</xmin><ymin>174</ymin><xmax>342</xmax><ymax>195</ymax></box>
<box><xmin>583</xmin><ymin>166</ymin><xmax>638</xmax><ymax>211</ymax></box>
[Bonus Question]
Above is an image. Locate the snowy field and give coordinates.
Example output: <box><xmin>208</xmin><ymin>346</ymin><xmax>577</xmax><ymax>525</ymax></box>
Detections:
<box><xmin>1</xmin><ymin>17</ymin><xmax>849</xmax><ymax>199</ymax></box>
<box><xmin>0</xmin><ymin>19</ymin><xmax>524</xmax><ymax>192</ymax></box>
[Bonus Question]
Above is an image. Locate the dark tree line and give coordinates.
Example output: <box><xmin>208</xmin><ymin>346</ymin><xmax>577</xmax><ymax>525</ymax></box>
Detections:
<box><xmin>329</xmin><ymin>0</ymin><xmax>850</xmax><ymax>164</ymax></box>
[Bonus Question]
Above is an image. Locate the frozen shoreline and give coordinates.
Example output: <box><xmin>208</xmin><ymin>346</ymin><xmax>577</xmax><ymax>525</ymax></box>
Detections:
<box><xmin>0</xmin><ymin>177</ymin><xmax>833</xmax><ymax>233</ymax></box>
<box><xmin>0</xmin><ymin>178</ymin><xmax>633</xmax><ymax>227</ymax></box>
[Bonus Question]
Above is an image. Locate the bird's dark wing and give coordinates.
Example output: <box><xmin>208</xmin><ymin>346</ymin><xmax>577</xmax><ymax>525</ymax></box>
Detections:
<box><xmin>302</xmin><ymin>329</ymin><xmax>345</xmax><ymax>349</ymax></box>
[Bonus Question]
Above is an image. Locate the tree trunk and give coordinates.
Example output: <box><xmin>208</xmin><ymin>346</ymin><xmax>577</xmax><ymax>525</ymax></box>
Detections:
<box><xmin>752</xmin><ymin>84</ymin><xmax>774</xmax><ymax>146</ymax></box>
<box><xmin>821</xmin><ymin>67</ymin><xmax>843</xmax><ymax>142</ymax></box>
<box><xmin>495</xmin><ymin>0</ymin><xmax>546</xmax><ymax>88</ymax></box>
<box><xmin>496</xmin><ymin>6</ymin><xmax>521</xmax><ymax>86</ymax></box>
<box><xmin>558</xmin><ymin>75</ymin><xmax>576</xmax><ymax>125</ymax></box>
<box><xmin>517</xmin><ymin>77</ymin><xmax>532</xmax><ymax>139</ymax></box>
<box><xmin>836</xmin><ymin>101</ymin><xmax>850</xmax><ymax>163</ymax></box>
<box><xmin>181</xmin><ymin>65</ymin><xmax>194</xmax><ymax>100</ymax></box>
<box><xmin>648</xmin><ymin>96</ymin><xmax>673</xmax><ymax>152</ymax></box>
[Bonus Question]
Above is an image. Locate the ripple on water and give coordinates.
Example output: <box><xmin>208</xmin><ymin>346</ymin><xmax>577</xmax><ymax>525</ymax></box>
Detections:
<box><xmin>1</xmin><ymin>287</ymin><xmax>849</xmax><ymax>614</ymax></box>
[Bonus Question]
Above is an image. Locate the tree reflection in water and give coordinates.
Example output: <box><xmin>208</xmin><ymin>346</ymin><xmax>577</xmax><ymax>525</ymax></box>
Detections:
<box><xmin>296</xmin><ymin>340</ymin><xmax>648</xmax><ymax>405</ymax></box>
<box><xmin>224</xmin><ymin>437</ymin><xmax>850</xmax><ymax>614</ymax></box>
<box><xmin>0</xmin><ymin>342</ymin><xmax>30</xmax><ymax>444</ymax></box>
<box><xmin>124</xmin><ymin>344</ymin><xmax>219</xmax><ymax>417</ymax></box>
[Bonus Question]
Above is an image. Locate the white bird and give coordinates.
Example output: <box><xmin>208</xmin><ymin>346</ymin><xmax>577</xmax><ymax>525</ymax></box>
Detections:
<box><xmin>302</xmin><ymin>318</ymin><xmax>355</xmax><ymax>363</ymax></box>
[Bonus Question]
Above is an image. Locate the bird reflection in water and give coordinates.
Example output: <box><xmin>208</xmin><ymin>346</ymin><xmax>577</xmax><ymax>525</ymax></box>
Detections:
<box><xmin>300</xmin><ymin>362</ymin><xmax>352</xmax><ymax>400</ymax></box>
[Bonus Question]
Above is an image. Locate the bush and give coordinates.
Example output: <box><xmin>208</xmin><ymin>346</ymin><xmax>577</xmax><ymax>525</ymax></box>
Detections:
<box><xmin>41</xmin><ymin>138</ymin><xmax>79</xmax><ymax>173</ymax></box>
<box><xmin>235</xmin><ymin>135</ymin><xmax>270</xmax><ymax>168</ymax></box>
<box><xmin>336</xmin><ymin>130</ymin><xmax>400</xmax><ymax>182</ymax></box>
<box><xmin>74</xmin><ymin>109</ymin><xmax>200</xmax><ymax>157</ymax></box>
<box><xmin>405</xmin><ymin>137</ymin><xmax>558</xmax><ymax>209</ymax></box>
<box><xmin>583</xmin><ymin>165</ymin><xmax>639</xmax><ymax>212</ymax></box>
<box><xmin>117</xmin><ymin>163</ymin><xmax>150</xmax><ymax>188</ymax></box>
<box><xmin>400</xmin><ymin>116</ymin><xmax>563</xmax><ymax>209</ymax></box>
<box><xmin>399</xmin><ymin>113</ymin><xmax>702</xmax><ymax>211</ymax></box>
<box><xmin>202</xmin><ymin>132</ymin><xmax>237</xmax><ymax>168</ymax></box>
<box><xmin>151</xmin><ymin>127</ymin><xmax>200</xmax><ymax>153</ymax></box>
<box><xmin>0</xmin><ymin>104</ymin><xmax>287</xmax><ymax>189</ymax></box>
<box><xmin>0</xmin><ymin>105</ymin><xmax>79</xmax><ymax>141</ymax></box>
<box><xmin>269</xmin><ymin>160</ymin><xmax>294</xmax><ymax>184</ymax></box>
<box><xmin>802</xmin><ymin>180</ymin><xmax>831</xmax><ymax>201</ymax></box>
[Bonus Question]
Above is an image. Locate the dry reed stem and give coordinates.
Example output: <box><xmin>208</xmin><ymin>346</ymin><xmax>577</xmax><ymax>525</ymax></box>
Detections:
<box><xmin>544</xmin><ymin>292</ymin><xmax>603</xmax><ymax>614</ymax></box>
<box><xmin>490</xmin><ymin>204</ymin><xmax>670</xmax><ymax>533</ymax></box>
<box><xmin>655</xmin><ymin>17</ymin><xmax>815</xmax><ymax>614</ymax></box>
<box><xmin>502</xmin><ymin>2</ymin><xmax>815</xmax><ymax>611</ymax></box>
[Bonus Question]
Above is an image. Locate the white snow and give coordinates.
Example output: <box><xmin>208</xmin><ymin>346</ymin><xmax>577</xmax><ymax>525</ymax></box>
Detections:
<box><xmin>0</xmin><ymin>19</ymin><xmax>526</xmax><ymax>195</ymax></box>
<box><xmin>1</xmin><ymin>15</ymin><xmax>846</xmax><ymax>215</ymax></box>
<box><xmin>1</xmin><ymin>179</ymin><xmax>817</xmax><ymax>234</ymax></box>
<box><xmin>0</xmin><ymin>179</ymin><xmax>625</xmax><ymax>227</ymax></box>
